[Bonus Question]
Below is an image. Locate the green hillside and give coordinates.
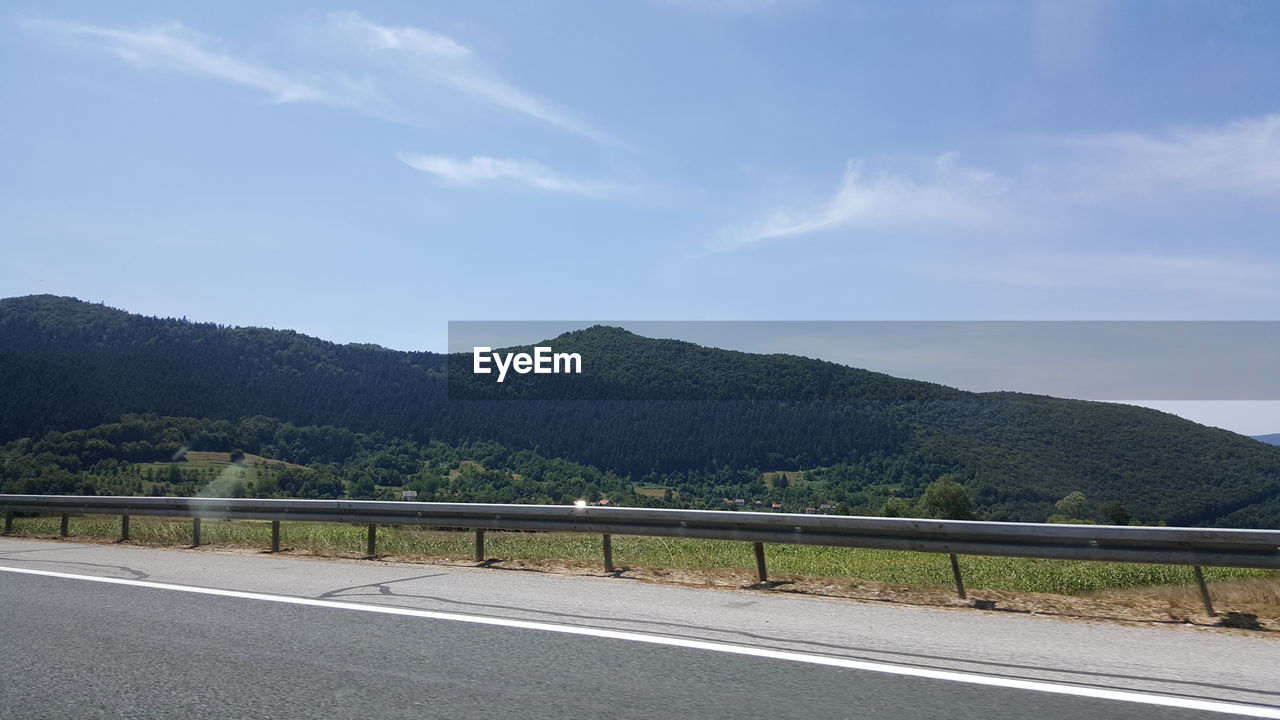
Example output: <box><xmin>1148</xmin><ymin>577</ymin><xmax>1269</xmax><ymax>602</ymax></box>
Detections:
<box><xmin>2</xmin><ymin>294</ymin><xmax>1279</xmax><ymax>526</ymax></box>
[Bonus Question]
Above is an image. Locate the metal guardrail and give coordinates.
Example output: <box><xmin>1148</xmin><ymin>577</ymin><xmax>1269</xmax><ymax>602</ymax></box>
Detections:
<box><xmin>3</xmin><ymin>494</ymin><xmax>1278</xmax><ymax>615</ymax></box>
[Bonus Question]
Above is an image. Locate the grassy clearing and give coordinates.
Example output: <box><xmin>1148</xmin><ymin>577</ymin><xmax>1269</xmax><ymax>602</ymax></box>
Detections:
<box><xmin>633</xmin><ymin>485</ymin><xmax>671</xmax><ymax>499</ymax></box>
<box><xmin>134</xmin><ymin>453</ymin><xmax>311</xmax><ymax>481</ymax></box>
<box><xmin>182</xmin><ymin>451</ymin><xmax>310</xmax><ymax>471</ymax></box>
<box><xmin>761</xmin><ymin>470</ymin><xmax>801</xmax><ymax>489</ymax></box>
<box><xmin>7</xmin><ymin>514</ymin><xmax>1276</xmax><ymax>597</ymax></box>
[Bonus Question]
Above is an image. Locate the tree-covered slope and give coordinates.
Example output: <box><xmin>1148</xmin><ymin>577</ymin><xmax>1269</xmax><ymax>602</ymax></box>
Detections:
<box><xmin>3</xmin><ymin>295</ymin><xmax>1278</xmax><ymax>526</ymax></box>
<box><xmin>0</xmin><ymin>414</ymin><xmax>641</xmax><ymax>506</ymax></box>
<box><xmin>0</xmin><ymin>295</ymin><xmax>914</xmax><ymax>473</ymax></box>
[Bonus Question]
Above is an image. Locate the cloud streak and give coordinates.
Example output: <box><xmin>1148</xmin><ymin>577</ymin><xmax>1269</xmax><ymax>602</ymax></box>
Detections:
<box><xmin>718</xmin><ymin>153</ymin><xmax>1006</xmax><ymax>252</ymax></box>
<box><xmin>399</xmin><ymin>153</ymin><xmax>613</xmax><ymax>195</ymax></box>
<box><xmin>24</xmin><ymin>13</ymin><xmax>615</xmax><ymax>144</ymax></box>
<box><xmin>724</xmin><ymin>113</ymin><xmax>1280</xmax><ymax>253</ymax></box>
<box><xmin>1033</xmin><ymin>114</ymin><xmax>1280</xmax><ymax>202</ymax></box>
<box><xmin>23</xmin><ymin>18</ymin><xmax>383</xmax><ymax>111</ymax></box>
<box><xmin>323</xmin><ymin>12</ymin><xmax>615</xmax><ymax>146</ymax></box>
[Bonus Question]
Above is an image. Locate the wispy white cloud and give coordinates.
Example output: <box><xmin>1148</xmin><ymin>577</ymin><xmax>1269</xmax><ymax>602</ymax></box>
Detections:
<box><xmin>25</xmin><ymin>19</ymin><xmax>313</xmax><ymax>102</ymax></box>
<box><xmin>23</xmin><ymin>17</ymin><xmax>385</xmax><ymax>111</ymax></box>
<box><xmin>24</xmin><ymin>13</ymin><xmax>613</xmax><ymax>143</ymax></box>
<box><xmin>325</xmin><ymin>13</ymin><xmax>472</xmax><ymax>59</ymax></box>
<box><xmin>723</xmin><ymin>113</ymin><xmax>1280</xmax><ymax>253</ymax></box>
<box><xmin>323</xmin><ymin>12</ymin><xmax>615</xmax><ymax>146</ymax></box>
<box><xmin>1032</xmin><ymin>114</ymin><xmax>1280</xmax><ymax>201</ymax></box>
<box><xmin>717</xmin><ymin>153</ymin><xmax>1006</xmax><ymax>252</ymax></box>
<box><xmin>399</xmin><ymin>153</ymin><xmax>613</xmax><ymax>195</ymax></box>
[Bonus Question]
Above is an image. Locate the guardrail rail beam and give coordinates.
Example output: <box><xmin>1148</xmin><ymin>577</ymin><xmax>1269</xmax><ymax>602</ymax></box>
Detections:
<box><xmin>2</xmin><ymin>496</ymin><xmax>1277</xmax><ymax>603</ymax></box>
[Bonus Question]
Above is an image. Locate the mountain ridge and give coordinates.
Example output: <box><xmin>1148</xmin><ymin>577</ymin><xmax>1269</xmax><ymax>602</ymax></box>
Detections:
<box><xmin>3</xmin><ymin>294</ymin><xmax>1279</xmax><ymax>527</ymax></box>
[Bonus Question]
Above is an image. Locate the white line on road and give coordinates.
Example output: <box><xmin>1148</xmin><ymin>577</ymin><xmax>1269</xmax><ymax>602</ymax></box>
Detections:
<box><xmin>3</xmin><ymin>564</ymin><xmax>1277</xmax><ymax>718</ymax></box>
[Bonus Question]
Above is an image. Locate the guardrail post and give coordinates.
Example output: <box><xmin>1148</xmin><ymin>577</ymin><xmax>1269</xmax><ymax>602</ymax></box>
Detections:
<box><xmin>366</xmin><ymin>524</ymin><xmax>377</xmax><ymax>558</ymax></box>
<box><xmin>60</xmin><ymin>513</ymin><xmax>69</xmax><ymax>538</ymax></box>
<box><xmin>1192</xmin><ymin>566</ymin><xmax>1216</xmax><ymax>617</ymax></box>
<box><xmin>949</xmin><ymin>554</ymin><xmax>967</xmax><ymax>599</ymax></box>
<box><xmin>753</xmin><ymin>542</ymin><xmax>768</xmax><ymax>583</ymax></box>
<box><xmin>602</xmin><ymin>533</ymin><xmax>614</xmax><ymax>572</ymax></box>
<box><xmin>3</xmin><ymin>511</ymin><xmax>12</xmax><ymax>535</ymax></box>
<box><xmin>120</xmin><ymin>514</ymin><xmax>130</xmax><ymax>541</ymax></box>
<box><xmin>271</xmin><ymin>521</ymin><xmax>281</xmax><ymax>552</ymax></box>
<box><xmin>474</xmin><ymin>529</ymin><xmax>486</xmax><ymax>563</ymax></box>
<box><xmin>191</xmin><ymin>517</ymin><xmax>201</xmax><ymax>547</ymax></box>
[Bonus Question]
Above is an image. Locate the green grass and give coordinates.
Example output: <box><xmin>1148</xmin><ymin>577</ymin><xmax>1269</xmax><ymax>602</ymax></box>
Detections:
<box><xmin>633</xmin><ymin>484</ymin><xmax>671</xmax><ymax>499</ymax></box>
<box><xmin>7</xmin><ymin>514</ymin><xmax>1275</xmax><ymax>596</ymax></box>
<box><xmin>761</xmin><ymin>470</ymin><xmax>802</xmax><ymax>489</ymax></box>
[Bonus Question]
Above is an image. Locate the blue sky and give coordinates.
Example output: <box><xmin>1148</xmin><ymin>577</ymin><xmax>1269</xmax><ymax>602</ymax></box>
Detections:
<box><xmin>2</xmin><ymin>1</ymin><xmax>1278</xmax><ymax>432</ymax></box>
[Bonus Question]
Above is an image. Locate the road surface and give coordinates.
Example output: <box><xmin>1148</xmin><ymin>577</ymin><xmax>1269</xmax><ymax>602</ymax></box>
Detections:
<box><xmin>1</xmin><ymin>538</ymin><xmax>1276</xmax><ymax>719</ymax></box>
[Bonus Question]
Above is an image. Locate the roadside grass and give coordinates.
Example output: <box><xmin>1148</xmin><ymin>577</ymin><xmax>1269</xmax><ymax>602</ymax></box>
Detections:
<box><xmin>6</xmin><ymin>514</ymin><xmax>1276</xmax><ymax>597</ymax></box>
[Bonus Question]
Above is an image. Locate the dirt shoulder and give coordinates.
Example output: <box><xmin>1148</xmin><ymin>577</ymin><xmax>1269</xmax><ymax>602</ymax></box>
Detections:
<box><xmin>72</xmin><ymin>534</ymin><xmax>1275</xmax><ymax>636</ymax></box>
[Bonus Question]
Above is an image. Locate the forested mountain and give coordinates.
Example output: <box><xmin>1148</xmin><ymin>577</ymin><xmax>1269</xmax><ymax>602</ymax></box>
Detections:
<box><xmin>1254</xmin><ymin>434</ymin><xmax>1280</xmax><ymax>446</ymax></box>
<box><xmin>3</xmin><ymin>294</ymin><xmax>1279</xmax><ymax>527</ymax></box>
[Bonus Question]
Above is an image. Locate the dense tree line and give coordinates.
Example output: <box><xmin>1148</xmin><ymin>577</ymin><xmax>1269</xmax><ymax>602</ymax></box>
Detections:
<box><xmin>0</xmin><ymin>415</ymin><xmax>1184</xmax><ymax>524</ymax></box>
<box><xmin>0</xmin><ymin>415</ymin><xmax>643</xmax><ymax>506</ymax></box>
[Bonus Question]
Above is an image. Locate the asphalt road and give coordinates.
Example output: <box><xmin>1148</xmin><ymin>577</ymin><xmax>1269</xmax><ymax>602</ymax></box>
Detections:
<box><xmin>1</xmin><ymin>538</ymin><xmax>1277</xmax><ymax>719</ymax></box>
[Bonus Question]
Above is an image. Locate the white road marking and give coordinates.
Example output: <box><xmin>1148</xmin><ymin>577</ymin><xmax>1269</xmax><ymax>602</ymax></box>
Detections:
<box><xmin>3</xmin><ymin>564</ymin><xmax>1277</xmax><ymax>718</ymax></box>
